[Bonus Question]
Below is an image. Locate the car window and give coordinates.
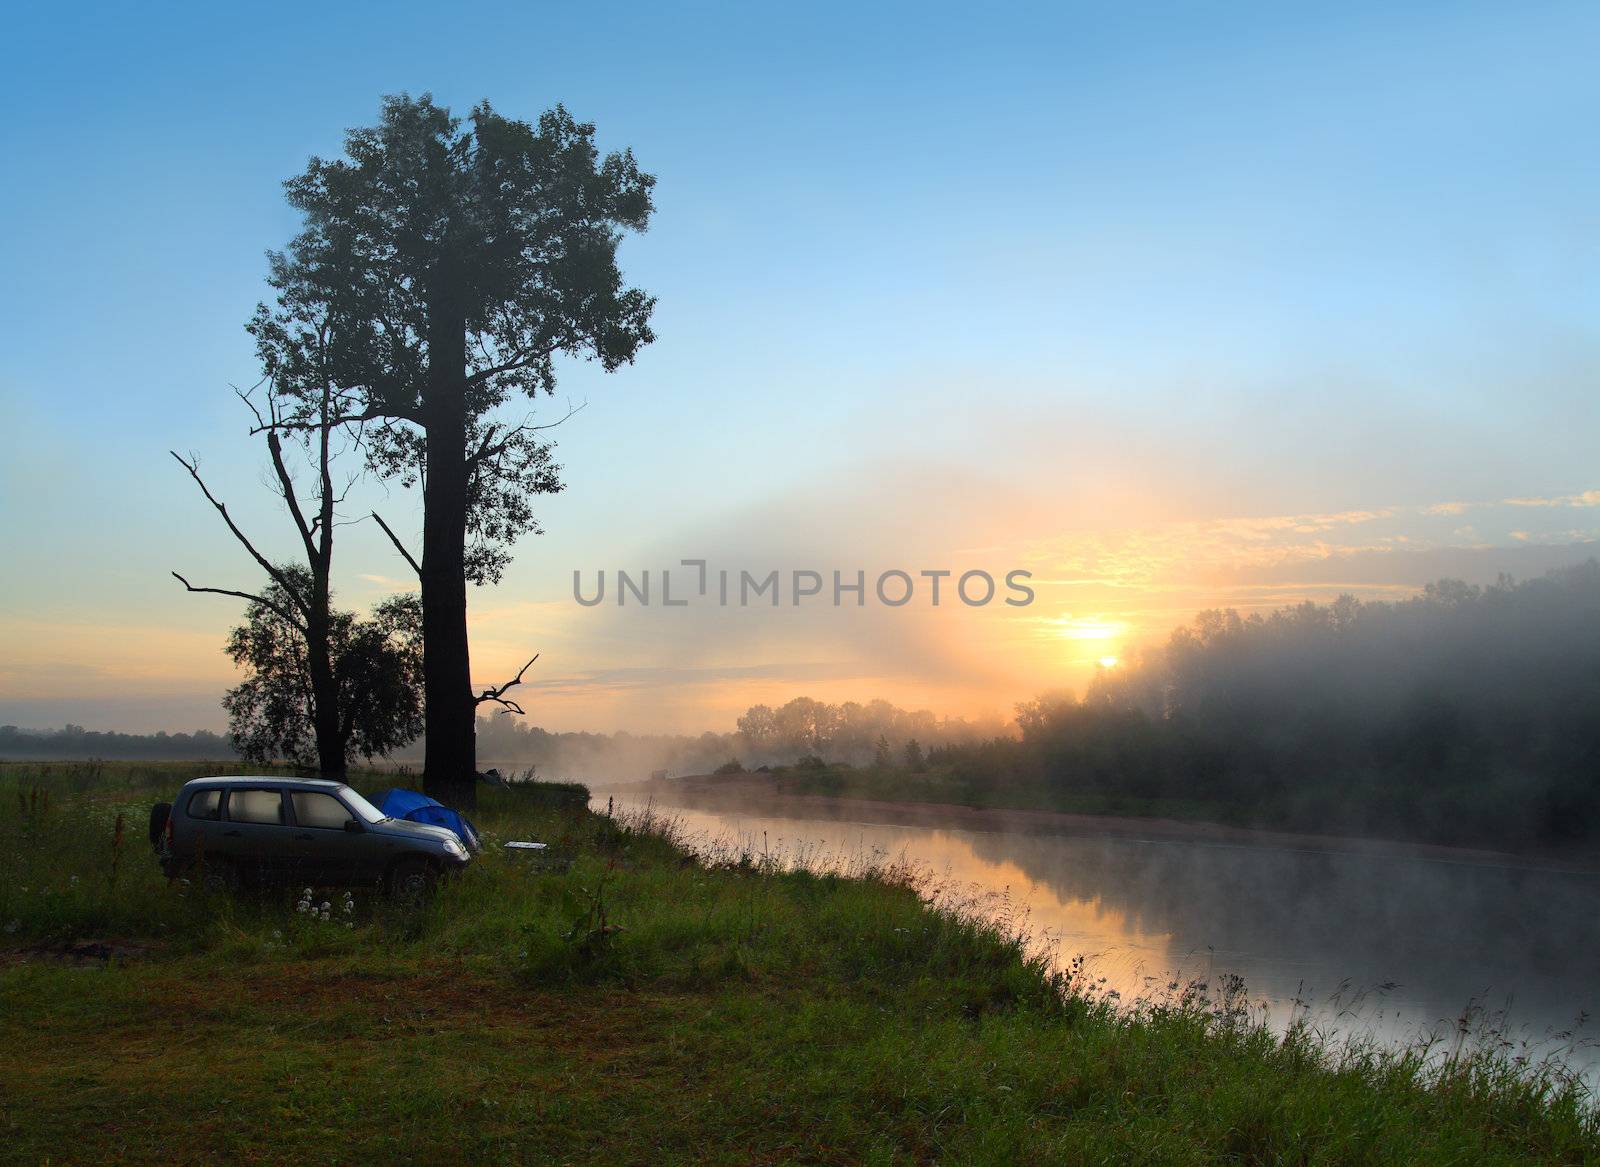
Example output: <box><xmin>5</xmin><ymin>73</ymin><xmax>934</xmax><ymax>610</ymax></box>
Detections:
<box><xmin>187</xmin><ymin>789</ymin><xmax>222</xmax><ymax>821</ymax></box>
<box><xmin>339</xmin><ymin>786</ymin><xmax>388</xmax><ymax>824</ymax></box>
<box><xmin>291</xmin><ymin>791</ymin><xmax>352</xmax><ymax>830</ymax></box>
<box><xmin>227</xmin><ymin>788</ymin><xmax>286</xmax><ymax>825</ymax></box>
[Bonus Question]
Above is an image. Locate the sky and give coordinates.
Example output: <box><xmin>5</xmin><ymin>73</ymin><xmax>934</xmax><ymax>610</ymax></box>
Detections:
<box><xmin>2</xmin><ymin>0</ymin><xmax>1598</xmax><ymax>734</ymax></box>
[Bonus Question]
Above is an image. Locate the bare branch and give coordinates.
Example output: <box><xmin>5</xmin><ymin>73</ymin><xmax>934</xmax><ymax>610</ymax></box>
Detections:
<box><xmin>466</xmin><ymin>402</ymin><xmax>587</xmax><ymax>469</ymax></box>
<box><xmin>371</xmin><ymin>511</ymin><xmax>421</xmax><ymax>577</ymax></box>
<box><xmin>170</xmin><ymin>451</ymin><xmax>308</xmax><ymax>618</ymax></box>
<box><xmin>266</xmin><ymin>431</ymin><xmax>318</xmax><ymax>562</ymax></box>
<box><xmin>465</xmin><ymin>340</ymin><xmax>560</xmax><ymax>387</ymax></box>
<box><xmin>246</xmin><ymin>401</ymin><xmax>417</xmax><ymax>436</ymax></box>
<box><xmin>171</xmin><ymin>572</ymin><xmax>306</xmax><ymax>632</ymax></box>
<box><xmin>232</xmin><ymin>380</ymin><xmax>273</xmax><ymax>431</ymax></box>
<box><xmin>476</xmin><ymin>654</ymin><xmax>539</xmax><ymax>715</ymax></box>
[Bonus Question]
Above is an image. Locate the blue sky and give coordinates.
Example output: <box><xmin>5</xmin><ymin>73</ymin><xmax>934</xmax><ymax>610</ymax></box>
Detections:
<box><xmin>3</xmin><ymin>1</ymin><xmax>1598</xmax><ymax>732</ymax></box>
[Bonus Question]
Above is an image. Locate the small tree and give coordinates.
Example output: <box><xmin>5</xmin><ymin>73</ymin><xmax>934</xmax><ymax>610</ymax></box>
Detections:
<box><xmin>903</xmin><ymin>738</ymin><xmax>927</xmax><ymax>773</ymax></box>
<box><xmin>224</xmin><ymin>573</ymin><xmax>423</xmax><ymax>769</ymax></box>
<box><xmin>872</xmin><ymin>734</ymin><xmax>892</xmax><ymax>769</ymax></box>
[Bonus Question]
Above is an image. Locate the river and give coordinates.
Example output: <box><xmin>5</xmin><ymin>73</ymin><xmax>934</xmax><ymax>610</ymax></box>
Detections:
<box><xmin>588</xmin><ymin>781</ymin><xmax>1600</xmax><ymax>1080</ymax></box>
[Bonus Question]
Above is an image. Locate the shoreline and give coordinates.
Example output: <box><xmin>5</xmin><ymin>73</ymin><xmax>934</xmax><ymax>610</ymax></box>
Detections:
<box><xmin>606</xmin><ymin>774</ymin><xmax>1600</xmax><ymax>875</ymax></box>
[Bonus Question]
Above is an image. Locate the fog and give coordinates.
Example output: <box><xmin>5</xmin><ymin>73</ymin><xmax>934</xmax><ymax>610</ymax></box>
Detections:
<box><xmin>591</xmin><ymin>785</ymin><xmax>1600</xmax><ymax>1081</ymax></box>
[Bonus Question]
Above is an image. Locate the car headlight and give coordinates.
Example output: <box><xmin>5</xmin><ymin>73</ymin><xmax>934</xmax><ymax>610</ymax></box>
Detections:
<box><xmin>443</xmin><ymin>837</ymin><xmax>468</xmax><ymax>860</ymax></box>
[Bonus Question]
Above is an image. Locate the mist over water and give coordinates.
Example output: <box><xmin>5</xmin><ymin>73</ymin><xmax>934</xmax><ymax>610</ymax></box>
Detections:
<box><xmin>592</xmin><ymin>783</ymin><xmax>1600</xmax><ymax>1080</ymax></box>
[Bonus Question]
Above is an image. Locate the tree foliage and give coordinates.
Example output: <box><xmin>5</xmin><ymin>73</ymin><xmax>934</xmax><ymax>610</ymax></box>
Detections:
<box><xmin>223</xmin><ymin>570</ymin><xmax>424</xmax><ymax>768</ymax></box>
<box><xmin>254</xmin><ymin>93</ymin><xmax>655</xmax><ymax>584</ymax></box>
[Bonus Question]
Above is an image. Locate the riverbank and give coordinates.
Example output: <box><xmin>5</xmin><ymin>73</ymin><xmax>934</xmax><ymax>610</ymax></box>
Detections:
<box><xmin>632</xmin><ymin>771</ymin><xmax>1600</xmax><ymax>874</ymax></box>
<box><xmin>3</xmin><ymin>762</ymin><xmax>1595</xmax><ymax>1164</ymax></box>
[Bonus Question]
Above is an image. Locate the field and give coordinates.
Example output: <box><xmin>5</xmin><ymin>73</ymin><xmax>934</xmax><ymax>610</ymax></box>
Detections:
<box><xmin>2</xmin><ymin>761</ymin><xmax>1597</xmax><ymax>1165</ymax></box>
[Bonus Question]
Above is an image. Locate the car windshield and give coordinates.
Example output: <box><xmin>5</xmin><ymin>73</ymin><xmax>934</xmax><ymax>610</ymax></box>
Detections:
<box><xmin>338</xmin><ymin>786</ymin><xmax>389</xmax><ymax>824</ymax></box>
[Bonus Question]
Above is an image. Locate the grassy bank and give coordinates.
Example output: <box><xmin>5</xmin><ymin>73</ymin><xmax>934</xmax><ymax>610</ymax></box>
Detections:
<box><xmin>2</xmin><ymin>762</ymin><xmax>1596</xmax><ymax>1164</ymax></box>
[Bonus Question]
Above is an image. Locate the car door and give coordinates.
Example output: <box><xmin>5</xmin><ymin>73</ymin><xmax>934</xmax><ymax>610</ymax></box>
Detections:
<box><xmin>178</xmin><ymin>786</ymin><xmax>225</xmax><ymax>862</ymax></box>
<box><xmin>219</xmin><ymin>787</ymin><xmax>294</xmax><ymax>879</ymax></box>
<box><xmin>286</xmin><ymin>790</ymin><xmax>359</xmax><ymax>884</ymax></box>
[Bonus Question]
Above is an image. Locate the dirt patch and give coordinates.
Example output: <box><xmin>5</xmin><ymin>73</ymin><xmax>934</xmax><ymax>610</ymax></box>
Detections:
<box><xmin>3</xmin><ymin>937</ymin><xmax>164</xmax><ymax>966</ymax></box>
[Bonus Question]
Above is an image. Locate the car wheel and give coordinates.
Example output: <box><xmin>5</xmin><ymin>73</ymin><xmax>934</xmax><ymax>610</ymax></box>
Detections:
<box><xmin>196</xmin><ymin>856</ymin><xmax>237</xmax><ymax>896</ymax></box>
<box><xmin>148</xmin><ymin>802</ymin><xmax>172</xmax><ymax>852</ymax></box>
<box><xmin>388</xmin><ymin>857</ymin><xmax>437</xmax><ymax>903</ymax></box>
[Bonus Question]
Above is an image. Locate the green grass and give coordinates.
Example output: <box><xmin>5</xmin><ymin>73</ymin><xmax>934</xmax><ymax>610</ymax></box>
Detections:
<box><xmin>2</xmin><ymin>762</ymin><xmax>1596</xmax><ymax>1165</ymax></box>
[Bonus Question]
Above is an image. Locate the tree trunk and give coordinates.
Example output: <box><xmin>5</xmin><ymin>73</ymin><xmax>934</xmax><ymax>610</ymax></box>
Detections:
<box><xmin>420</xmin><ymin>282</ymin><xmax>478</xmax><ymax>810</ymax></box>
<box><xmin>306</xmin><ymin>616</ymin><xmax>346</xmax><ymax>781</ymax></box>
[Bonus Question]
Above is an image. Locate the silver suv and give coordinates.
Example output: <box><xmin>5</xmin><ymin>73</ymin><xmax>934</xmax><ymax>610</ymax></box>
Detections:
<box><xmin>151</xmin><ymin>776</ymin><xmax>471</xmax><ymax>897</ymax></box>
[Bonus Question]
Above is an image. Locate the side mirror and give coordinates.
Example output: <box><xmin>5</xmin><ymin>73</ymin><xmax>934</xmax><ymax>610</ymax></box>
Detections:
<box><xmin>343</xmin><ymin>819</ymin><xmax>364</xmax><ymax>834</ymax></box>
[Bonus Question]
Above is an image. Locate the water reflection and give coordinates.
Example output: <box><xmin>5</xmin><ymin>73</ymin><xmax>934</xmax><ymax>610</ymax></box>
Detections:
<box><xmin>593</xmin><ymin>784</ymin><xmax>1600</xmax><ymax>1073</ymax></box>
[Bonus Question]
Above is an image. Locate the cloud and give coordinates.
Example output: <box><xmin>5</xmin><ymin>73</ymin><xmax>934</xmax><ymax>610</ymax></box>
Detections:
<box><xmin>357</xmin><ymin>573</ymin><xmax>420</xmax><ymax>592</ymax></box>
<box><xmin>1504</xmin><ymin>489</ymin><xmax>1600</xmax><ymax>509</ymax></box>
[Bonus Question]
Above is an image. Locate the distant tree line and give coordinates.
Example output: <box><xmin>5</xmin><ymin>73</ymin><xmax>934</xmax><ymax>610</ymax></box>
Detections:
<box><xmin>922</xmin><ymin>562</ymin><xmax>1600</xmax><ymax>849</ymax></box>
<box><xmin>406</xmin><ymin>696</ymin><xmax>1000</xmax><ymax>781</ymax></box>
<box><xmin>0</xmin><ymin>725</ymin><xmax>235</xmax><ymax>760</ymax></box>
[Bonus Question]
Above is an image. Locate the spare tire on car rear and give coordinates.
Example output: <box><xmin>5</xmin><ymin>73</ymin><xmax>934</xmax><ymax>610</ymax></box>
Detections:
<box><xmin>148</xmin><ymin>802</ymin><xmax>172</xmax><ymax>851</ymax></box>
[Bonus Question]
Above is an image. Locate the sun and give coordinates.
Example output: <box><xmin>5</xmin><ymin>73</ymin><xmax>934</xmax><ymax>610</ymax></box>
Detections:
<box><xmin>1097</xmin><ymin>655</ymin><xmax>1120</xmax><ymax>669</ymax></box>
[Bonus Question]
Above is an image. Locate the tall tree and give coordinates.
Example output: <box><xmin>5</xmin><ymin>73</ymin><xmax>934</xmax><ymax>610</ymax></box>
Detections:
<box><xmin>171</xmin><ymin>365</ymin><xmax>362</xmax><ymax>779</ymax></box>
<box><xmin>256</xmin><ymin>94</ymin><xmax>655</xmax><ymax>806</ymax></box>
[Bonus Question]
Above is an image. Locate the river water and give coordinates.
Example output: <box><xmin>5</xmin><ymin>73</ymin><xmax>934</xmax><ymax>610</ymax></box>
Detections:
<box><xmin>588</xmin><ymin>783</ymin><xmax>1600</xmax><ymax>1079</ymax></box>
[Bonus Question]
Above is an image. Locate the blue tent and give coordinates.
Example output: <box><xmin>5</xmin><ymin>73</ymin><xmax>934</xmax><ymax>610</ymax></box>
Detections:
<box><xmin>373</xmin><ymin>788</ymin><xmax>481</xmax><ymax>852</ymax></box>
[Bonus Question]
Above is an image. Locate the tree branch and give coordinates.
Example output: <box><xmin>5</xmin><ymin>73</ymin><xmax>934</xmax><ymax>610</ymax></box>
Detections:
<box><xmin>465</xmin><ymin>340</ymin><xmax>560</xmax><ymax>387</ymax></box>
<box><xmin>476</xmin><ymin>654</ymin><xmax>539</xmax><ymax>716</ymax></box>
<box><xmin>170</xmin><ymin>572</ymin><xmax>306</xmax><ymax>632</ymax></box>
<box><xmin>466</xmin><ymin>402</ymin><xmax>587</xmax><ymax>469</ymax></box>
<box><xmin>170</xmin><ymin>451</ymin><xmax>308</xmax><ymax>618</ymax></box>
<box><xmin>371</xmin><ymin>512</ymin><xmax>421</xmax><ymax>577</ymax></box>
<box><xmin>266</xmin><ymin>431</ymin><xmax>318</xmax><ymax>562</ymax></box>
<box><xmin>246</xmin><ymin>401</ymin><xmax>419</xmax><ymax>435</ymax></box>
